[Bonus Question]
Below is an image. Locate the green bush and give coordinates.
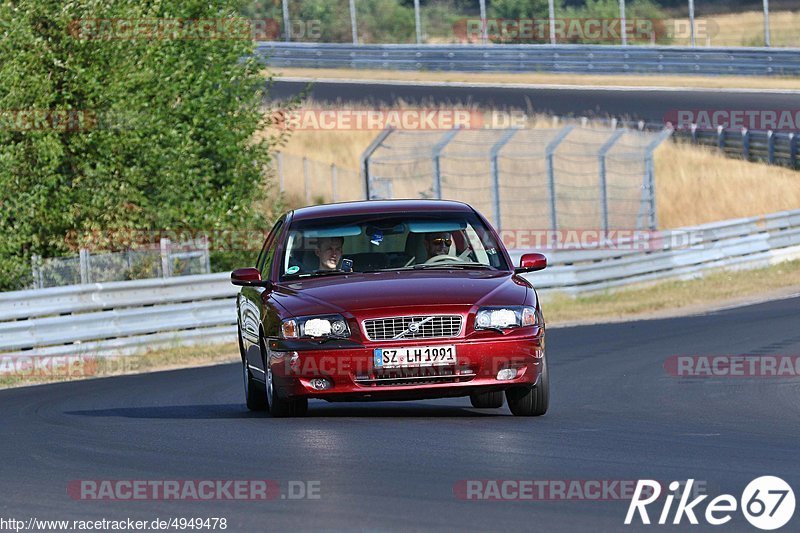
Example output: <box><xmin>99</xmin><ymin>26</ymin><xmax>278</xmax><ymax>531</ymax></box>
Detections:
<box><xmin>0</xmin><ymin>0</ymin><xmax>278</xmax><ymax>290</ymax></box>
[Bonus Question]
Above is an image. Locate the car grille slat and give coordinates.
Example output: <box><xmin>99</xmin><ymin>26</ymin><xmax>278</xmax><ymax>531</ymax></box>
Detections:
<box><xmin>363</xmin><ymin>315</ymin><xmax>463</xmax><ymax>341</ymax></box>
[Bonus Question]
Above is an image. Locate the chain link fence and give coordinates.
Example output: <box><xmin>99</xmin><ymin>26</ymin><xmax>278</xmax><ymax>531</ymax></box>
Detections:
<box><xmin>363</xmin><ymin>125</ymin><xmax>672</xmax><ymax>231</ymax></box>
<box><xmin>31</xmin><ymin>239</ymin><xmax>210</xmax><ymax>289</ymax></box>
<box><xmin>272</xmin><ymin>152</ymin><xmax>363</xmax><ymax>204</ymax></box>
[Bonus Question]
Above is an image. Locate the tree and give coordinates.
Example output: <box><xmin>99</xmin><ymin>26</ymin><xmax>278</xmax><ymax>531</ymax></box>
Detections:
<box><xmin>0</xmin><ymin>0</ymin><xmax>277</xmax><ymax>290</ymax></box>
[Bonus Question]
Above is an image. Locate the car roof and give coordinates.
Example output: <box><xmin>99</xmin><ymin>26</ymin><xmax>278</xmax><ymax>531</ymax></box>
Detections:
<box><xmin>289</xmin><ymin>199</ymin><xmax>474</xmax><ymax>222</ymax></box>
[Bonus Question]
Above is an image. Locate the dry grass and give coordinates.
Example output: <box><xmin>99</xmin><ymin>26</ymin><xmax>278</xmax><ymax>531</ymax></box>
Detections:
<box><xmin>655</xmin><ymin>141</ymin><xmax>800</xmax><ymax>227</ymax></box>
<box><xmin>670</xmin><ymin>10</ymin><xmax>800</xmax><ymax>47</ymax></box>
<box><xmin>268</xmin><ymin>104</ymin><xmax>800</xmax><ymax>229</ymax></box>
<box><xmin>271</xmin><ymin>67</ymin><xmax>800</xmax><ymax>91</ymax></box>
<box><xmin>0</xmin><ymin>343</ymin><xmax>238</xmax><ymax>389</ymax></box>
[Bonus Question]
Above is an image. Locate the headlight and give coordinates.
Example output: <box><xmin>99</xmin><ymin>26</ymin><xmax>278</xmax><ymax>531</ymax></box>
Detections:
<box><xmin>475</xmin><ymin>306</ymin><xmax>540</xmax><ymax>330</ymax></box>
<box><xmin>281</xmin><ymin>314</ymin><xmax>351</xmax><ymax>339</ymax></box>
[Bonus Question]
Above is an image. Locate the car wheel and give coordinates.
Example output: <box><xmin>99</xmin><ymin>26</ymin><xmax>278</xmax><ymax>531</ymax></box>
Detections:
<box><xmin>469</xmin><ymin>390</ymin><xmax>504</xmax><ymax>408</ymax></box>
<box><xmin>506</xmin><ymin>353</ymin><xmax>549</xmax><ymax>417</ymax></box>
<box><xmin>243</xmin><ymin>360</ymin><xmax>267</xmax><ymax>411</ymax></box>
<box><xmin>265</xmin><ymin>357</ymin><xmax>308</xmax><ymax>418</ymax></box>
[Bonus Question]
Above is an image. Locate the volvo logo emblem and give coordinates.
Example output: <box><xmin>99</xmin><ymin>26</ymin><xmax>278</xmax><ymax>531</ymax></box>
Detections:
<box><xmin>408</xmin><ymin>322</ymin><xmax>421</xmax><ymax>333</ymax></box>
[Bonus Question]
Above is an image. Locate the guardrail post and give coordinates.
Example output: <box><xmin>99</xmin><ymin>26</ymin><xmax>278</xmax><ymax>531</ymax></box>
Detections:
<box><xmin>742</xmin><ymin>128</ymin><xmax>750</xmax><ymax>160</ymax></box>
<box><xmin>488</xmin><ymin>129</ymin><xmax>519</xmax><ymax>231</ymax></box>
<box><xmin>545</xmin><ymin>125</ymin><xmax>575</xmax><ymax>234</ymax></box>
<box><xmin>160</xmin><ymin>238</ymin><xmax>171</xmax><ymax>278</ymax></box>
<box><xmin>360</xmin><ymin>126</ymin><xmax>394</xmax><ymax>200</ymax></box>
<box><xmin>790</xmin><ymin>133</ymin><xmax>798</xmax><ymax>169</ymax></box>
<box><xmin>432</xmin><ymin>128</ymin><xmax>460</xmax><ymax>200</ymax></box>
<box><xmin>79</xmin><ymin>248</ymin><xmax>90</xmax><ymax>284</ymax></box>
<box><xmin>598</xmin><ymin>129</ymin><xmax>626</xmax><ymax>232</ymax></box>
<box><xmin>767</xmin><ymin>130</ymin><xmax>775</xmax><ymax>164</ymax></box>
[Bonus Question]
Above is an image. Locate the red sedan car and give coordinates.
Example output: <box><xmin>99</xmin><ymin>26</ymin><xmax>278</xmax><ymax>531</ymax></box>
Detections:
<box><xmin>232</xmin><ymin>200</ymin><xmax>548</xmax><ymax>417</ymax></box>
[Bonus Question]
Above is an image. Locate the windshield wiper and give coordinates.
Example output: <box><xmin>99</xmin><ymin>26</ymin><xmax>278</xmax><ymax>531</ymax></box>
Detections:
<box><xmin>412</xmin><ymin>263</ymin><xmax>496</xmax><ymax>270</ymax></box>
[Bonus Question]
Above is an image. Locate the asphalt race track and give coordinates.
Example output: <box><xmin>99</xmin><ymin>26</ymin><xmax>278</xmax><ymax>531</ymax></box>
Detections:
<box><xmin>2</xmin><ymin>295</ymin><xmax>798</xmax><ymax>531</ymax></box>
<box><xmin>269</xmin><ymin>79</ymin><xmax>800</xmax><ymax>125</ymax></box>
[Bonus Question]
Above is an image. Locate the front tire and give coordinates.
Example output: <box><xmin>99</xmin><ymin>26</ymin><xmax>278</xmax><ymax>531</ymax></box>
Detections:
<box><xmin>470</xmin><ymin>390</ymin><xmax>504</xmax><ymax>408</ymax></box>
<box><xmin>243</xmin><ymin>361</ymin><xmax>267</xmax><ymax>411</ymax></box>
<box><xmin>506</xmin><ymin>353</ymin><xmax>549</xmax><ymax>417</ymax></box>
<box><xmin>264</xmin><ymin>349</ymin><xmax>308</xmax><ymax>418</ymax></box>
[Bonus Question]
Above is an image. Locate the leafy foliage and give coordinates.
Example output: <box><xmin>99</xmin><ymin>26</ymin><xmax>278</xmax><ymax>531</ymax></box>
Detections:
<box><xmin>0</xmin><ymin>0</ymin><xmax>278</xmax><ymax>290</ymax></box>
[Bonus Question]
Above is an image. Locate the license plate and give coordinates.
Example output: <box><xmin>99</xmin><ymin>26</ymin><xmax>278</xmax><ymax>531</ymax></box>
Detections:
<box><xmin>373</xmin><ymin>345</ymin><xmax>457</xmax><ymax>369</ymax></box>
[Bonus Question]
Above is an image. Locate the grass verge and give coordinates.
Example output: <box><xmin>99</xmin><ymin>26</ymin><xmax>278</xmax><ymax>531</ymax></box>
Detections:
<box><xmin>272</xmin><ymin>67</ymin><xmax>800</xmax><ymax>91</ymax></box>
<box><xmin>3</xmin><ymin>260</ymin><xmax>799</xmax><ymax>390</ymax></box>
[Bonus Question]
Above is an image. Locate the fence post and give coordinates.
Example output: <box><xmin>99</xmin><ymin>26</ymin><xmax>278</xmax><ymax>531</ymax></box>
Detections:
<box><xmin>431</xmin><ymin>128</ymin><xmax>460</xmax><ymax>199</ymax></box>
<box><xmin>360</xmin><ymin>126</ymin><xmax>394</xmax><ymax>200</ymax></box>
<box><xmin>545</xmin><ymin>125</ymin><xmax>575</xmax><ymax>235</ymax></box>
<box><xmin>688</xmin><ymin>0</ymin><xmax>696</xmax><ymax>47</ymax></box>
<box><xmin>763</xmin><ymin>0</ymin><xmax>771</xmax><ymax>47</ymax></box>
<box><xmin>303</xmin><ymin>156</ymin><xmax>311</xmax><ymax>205</ymax></box>
<box><xmin>767</xmin><ymin>130</ymin><xmax>775</xmax><ymax>164</ymax></box>
<box><xmin>742</xmin><ymin>128</ymin><xmax>750</xmax><ymax>160</ymax></box>
<box><xmin>619</xmin><ymin>0</ymin><xmax>627</xmax><ymax>45</ymax></box>
<box><xmin>790</xmin><ymin>133</ymin><xmax>798</xmax><ymax>169</ymax></box>
<box><xmin>282</xmin><ymin>0</ymin><xmax>291</xmax><ymax>42</ymax></box>
<box><xmin>349</xmin><ymin>0</ymin><xmax>358</xmax><ymax>45</ymax></box>
<box><xmin>639</xmin><ymin>128</ymin><xmax>674</xmax><ymax>230</ymax></box>
<box><xmin>414</xmin><ymin>0</ymin><xmax>422</xmax><ymax>44</ymax></box>
<box><xmin>31</xmin><ymin>254</ymin><xmax>42</xmax><ymax>289</ymax></box>
<box><xmin>79</xmin><ymin>248</ymin><xmax>90</xmax><ymax>284</ymax></box>
<box><xmin>690</xmin><ymin>123</ymin><xmax>697</xmax><ymax>143</ymax></box>
<box><xmin>598</xmin><ymin>129</ymin><xmax>626</xmax><ymax>232</ymax></box>
<box><xmin>717</xmin><ymin>125</ymin><xmax>725</xmax><ymax>151</ymax></box>
<box><xmin>331</xmin><ymin>163</ymin><xmax>338</xmax><ymax>203</ymax></box>
<box><xmin>276</xmin><ymin>152</ymin><xmax>285</xmax><ymax>192</ymax></box>
<box><xmin>548</xmin><ymin>0</ymin><xmax>557</xmax><ymax>44</ymax></box>
<box><xmin>160</xmin><ymin>238</ymin><xmax>171</xmax><ymax>278</ymax></box>
<box><xmin>202</xmin><ymin>235</ymin><xmax>211</xmax><ymax>274</ymax></box>
<box><xmin>488</xmin><ymin>129</ymin><xmax>519</xmax><ymax>231</ymax></box>
<box><xmin>478</xmin><ymin>0</ymin><xmax>487</xmax><ymax>44</ymax></box>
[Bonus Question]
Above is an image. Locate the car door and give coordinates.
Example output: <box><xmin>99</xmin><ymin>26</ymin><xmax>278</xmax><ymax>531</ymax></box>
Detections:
<box><xmin>239</xmin><ymin>217</ymin><xmax>285</xmax><ymax>376</ymax></box>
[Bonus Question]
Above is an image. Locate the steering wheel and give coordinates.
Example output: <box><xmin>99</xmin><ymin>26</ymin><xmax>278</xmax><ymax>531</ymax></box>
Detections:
<box><xmin>424</xmin><ymin>254</ymin><xmax>464</xmax><ymax>265</ymax></box>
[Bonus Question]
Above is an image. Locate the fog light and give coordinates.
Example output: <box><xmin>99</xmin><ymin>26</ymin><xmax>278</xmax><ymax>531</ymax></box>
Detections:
<box><xmin>496</xmin><ymin>368</ymin><xmax>516</xmax><ymax>381</ymax></box>
<box><xmin>309</xmin><ymin>378</ymin><xmax>332</xmax><ymax>390</ymax></box>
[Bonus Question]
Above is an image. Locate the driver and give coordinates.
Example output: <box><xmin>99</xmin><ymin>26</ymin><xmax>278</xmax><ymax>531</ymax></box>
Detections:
<box><xmin>423</xmin><ymin>232</ymin><xmax>452</xmax><ymax>260</ymax></box>
<box><xmin>315</xmin><ymin>236</ymin><xmax>344</xmax><ymax>271</ymax></box>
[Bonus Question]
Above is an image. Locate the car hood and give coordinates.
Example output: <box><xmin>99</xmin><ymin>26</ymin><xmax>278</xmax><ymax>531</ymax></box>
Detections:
<box><xmin>271</xmin><ymin>270</ymin><xmax>530</xmax><ymax>317</ymax></box>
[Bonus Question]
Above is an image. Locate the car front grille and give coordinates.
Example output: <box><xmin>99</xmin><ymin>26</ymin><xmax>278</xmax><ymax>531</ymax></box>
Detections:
<box><xmin>355</xmin><ymin>366</ymin><xmax>476</xmax><ymax>386</ymax></box>
<box><xmin>362</xmin><ymin>315</ymin><xmax>463</xmax><ymax>341</ymax></box>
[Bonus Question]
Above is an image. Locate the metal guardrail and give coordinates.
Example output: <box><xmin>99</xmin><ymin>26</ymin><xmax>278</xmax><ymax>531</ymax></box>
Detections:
<box><xmin>2</xmin><ymin>209</ymin><xmax>799</xmax><ymax>359</ymax></box>
<box><xmin>256</xmin><ymin>42</ymin><xmax>800</xmax><ymax>77</ymax></box>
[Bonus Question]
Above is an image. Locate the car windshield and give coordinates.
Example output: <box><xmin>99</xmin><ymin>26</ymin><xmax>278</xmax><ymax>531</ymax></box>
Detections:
<box><xmin>280</xmin><ymin>212</ymin><xmax>509</xmax><ymax>279</ymax></box>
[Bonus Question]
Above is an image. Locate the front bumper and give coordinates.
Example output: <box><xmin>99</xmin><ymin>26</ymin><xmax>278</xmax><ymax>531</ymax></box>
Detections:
<box><xmin>266</xmin><ymin>328</ymin><xmax>544</xmax><ymax>402</ymax></box>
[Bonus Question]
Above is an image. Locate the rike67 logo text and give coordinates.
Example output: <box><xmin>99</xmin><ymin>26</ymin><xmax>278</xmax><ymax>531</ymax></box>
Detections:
<box><xmin>626</xmin><ymin>477</ymin><xmax>795</xmax><ymax>530</ymax></box>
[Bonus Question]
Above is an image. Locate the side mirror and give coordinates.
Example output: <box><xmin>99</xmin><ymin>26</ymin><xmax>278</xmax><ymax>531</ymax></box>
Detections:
<box><xmin>231</xmin><ymin>267</ymin><xmax>272</xmax><ymax>288</ymax></box>
<box><xmin>515</xmin><ymin>253</ymin><xmax>547</xmax><ymax>274</ymax></box>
